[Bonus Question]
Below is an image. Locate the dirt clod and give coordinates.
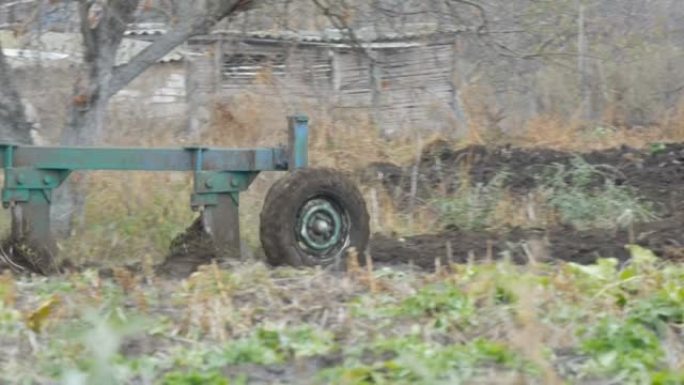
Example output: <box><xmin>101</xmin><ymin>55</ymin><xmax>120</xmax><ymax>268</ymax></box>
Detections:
<box><xmin>0</xmin><ymin>237</ymin><xmax>61</xmax><ymax>275</ymax></box>
<box><xmin>155</xmin><ymin>216</ymin><xmax>218</xmax><ymax>278</ymax></box>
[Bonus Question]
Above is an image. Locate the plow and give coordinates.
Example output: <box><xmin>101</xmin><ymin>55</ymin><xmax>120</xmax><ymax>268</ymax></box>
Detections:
<box><xmin>0</xmin><ymin>115</ymin><xmax>369</xmax><ymax>273</ymax></box>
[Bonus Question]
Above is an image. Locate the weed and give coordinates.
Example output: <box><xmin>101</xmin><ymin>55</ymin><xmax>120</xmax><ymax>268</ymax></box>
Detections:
<box><xmin>165</xmin><ymin>325</ymin><xmax>336</xmax><ymax>375</ymax></box>
<box><xmin>387</xmin><ymin>282</ymin><xmax>475</xmax><ymax>331</ymax></box>
<box><xmin>579</xmin><ymin>317</ymin><xmax>664</xmax><ymax>381</ymax></box>
<box><xmin>319</xmin><ymin>337</ymin><xmax>533</xmax><ymax>385</ymax></box>
<box><xmin>429</xmin><ymin>156</ymin><xmax>657</xmax><ymax>232</ymax></box>
<box><xmin>540</xmin><ymin>156</ymin><xmax>657</xmax><ymax>230</ymax></box>
<box><xmin>629</xmin><ymin>294</ymin><xmax>684</xmax><ymax>336</ymax></box>
<box><xmin>430</xmin><ymin>171</ymin><xmax>510</xmax><ymax>230</ymax></box>
<box><xmin>160</xmin><ymin>370</ymin><xmax>242</xmax><ymax>385</ymax></box>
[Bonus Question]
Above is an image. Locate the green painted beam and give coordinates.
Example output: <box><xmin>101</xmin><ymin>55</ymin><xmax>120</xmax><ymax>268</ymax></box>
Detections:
<box><xmin>0</xmin><ymin>146</ymin><xmax>289</xmax><ymax>172</ymax></box>
<box><xmin>288</xmin><ymin>115</ymin><xmax>309</xmax><ymax>169</ymax></box>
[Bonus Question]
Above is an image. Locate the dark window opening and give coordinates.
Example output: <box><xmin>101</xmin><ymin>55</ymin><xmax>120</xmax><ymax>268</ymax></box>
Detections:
<box><xmin>222</xmin><ymin>53</ymin><xmax>287</xmax><ymax>82</ymax></box>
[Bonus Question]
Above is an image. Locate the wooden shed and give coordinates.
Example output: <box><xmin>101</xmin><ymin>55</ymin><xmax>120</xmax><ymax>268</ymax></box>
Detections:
<box><xmin>186</xmin><ymin>26</ymin><xmax>468</xmax><ymax>135</ymax></box>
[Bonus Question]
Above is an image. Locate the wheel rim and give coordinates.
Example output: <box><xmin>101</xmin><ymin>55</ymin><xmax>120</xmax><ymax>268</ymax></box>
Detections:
<box><xmin>296</xmin><ymin>197</ymin><xmax>349</xmax><ymax>258</ymax></box>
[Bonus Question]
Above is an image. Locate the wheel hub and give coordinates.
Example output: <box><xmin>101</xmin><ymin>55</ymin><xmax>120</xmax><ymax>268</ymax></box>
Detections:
<box><xmin>297</xmin><ymin>198</ymin><xmax>345</xmax><ymax>252</ymax></box>
<box><xmin>312</xmin><ymin>219</ymin><xmax>331</xmax><ymax>235</ymax></box>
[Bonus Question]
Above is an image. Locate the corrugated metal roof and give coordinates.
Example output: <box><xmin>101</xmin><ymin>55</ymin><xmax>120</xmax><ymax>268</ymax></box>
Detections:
<box><xmin>117</xmin><ymin>36</ymin><xmax>183</xmax><ymax>63</ymax></box>
<box><xmin>0</xmin><ymin>31</ymin><xmax>183</xmax><ymax>66</ymax></box>
<box><xmin>124</xmin><ymin>22</ymin><xmax>167</xmax><ymax>36</ymax></box>
<box><xmin>0</xmin><ymin>0</ymin><xmax>36</xmax><ymax>8</ymax></box>
<box><xmin>203</xmin><ymin>25</ymin><xmax>470</xmax><ymax>48</ymax></box>
<box><xmin>122</xmin><ymin>22</ymin><xmax>469</xmax><ymax>46</ymax></box>
<box><xmin>194</xmin><ymin>28</ymin><xmax>469</xmax><ymax>49</ymax></box>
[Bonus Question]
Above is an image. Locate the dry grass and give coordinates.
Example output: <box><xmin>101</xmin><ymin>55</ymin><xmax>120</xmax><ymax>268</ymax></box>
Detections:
<box><xmin>511</xmin><ymin>114</ymin><xmax>675</xmax><ymax>151</ymax></box>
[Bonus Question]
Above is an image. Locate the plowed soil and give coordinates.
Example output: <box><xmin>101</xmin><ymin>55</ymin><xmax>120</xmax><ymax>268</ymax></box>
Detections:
<box><xmin>367</xmin><ymin>142</ymin><xmax>684</xmax><ymax>270</ymax></box>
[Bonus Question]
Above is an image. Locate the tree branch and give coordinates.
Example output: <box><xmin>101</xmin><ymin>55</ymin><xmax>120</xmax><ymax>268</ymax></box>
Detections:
<box><xmin>107</xmin><ymin>0</ymin><xmax>256</xmax><ymax>99</ymax></box>
<box><xmin>448</xmin><ymin>0</ymin><xmax>488</xmax><ymax>33</ymax></box>
<box><xmin>97</xmin><ymin>0</ymin><xmax>141</xmax><ymax>56</ymax></box>
<box><xmin>77</xmin><ymin>0</ymin><xmax>97</xmax><ymax>62</ymax></box>
<box><xmin>311</xmin><ymin>0</ymin><xmax>376</xmax><ymax>62</ymax></box>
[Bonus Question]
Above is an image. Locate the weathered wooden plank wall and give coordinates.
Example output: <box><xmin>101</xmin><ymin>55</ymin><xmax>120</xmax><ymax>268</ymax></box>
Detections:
<box><xmin>187</xmin><ymin>35</ymin><xmax>460</xmax><ymax>135</ymax></box>
<box><xmin>334</xmin><ymin>50</ymin><xmax>373</xmax><ymax>108</ymax></box>
<box><xmin>375</xmin><ymin>44</ymin><xmax>455</xmax><ymax>132</ymax></box>
<box><xmin>217</xmin><ymin>40</ymin><xmax>334</xmax><ymax>99</ymax></box>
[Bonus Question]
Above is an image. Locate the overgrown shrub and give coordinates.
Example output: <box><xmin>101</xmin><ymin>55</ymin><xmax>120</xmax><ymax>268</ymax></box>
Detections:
<box><xmin>430</xmin><ymin>157</ymin><xmax>657</xmax><ymax>231</ymax></box>
<box><xmin>540</xmin><ymin>157</ymin><xmax>657</xmax><ymax>230</ymax></box>
<box><xmin>430</xmin><ymin>172</ymin><xmax>510</xmax><ymax>230</ymax></box>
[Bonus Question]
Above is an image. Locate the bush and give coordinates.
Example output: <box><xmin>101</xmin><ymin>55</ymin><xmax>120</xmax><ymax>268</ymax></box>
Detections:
<box><xmin>540</xmin><ymin>157</ymin><xmax>657</xmax><ymax>230</ymax></box>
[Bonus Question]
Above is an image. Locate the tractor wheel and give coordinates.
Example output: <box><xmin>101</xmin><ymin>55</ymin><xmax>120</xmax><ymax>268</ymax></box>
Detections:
<box><xmin>260</xmin><ymin>168</ymin><xmax>370</xmax><ymax>268</ymax></box>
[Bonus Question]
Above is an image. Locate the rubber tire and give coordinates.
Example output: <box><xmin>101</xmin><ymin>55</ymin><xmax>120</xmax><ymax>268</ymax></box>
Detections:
<box><xmin>260</xmin><ymin>168</ymin><xmax>370</xmax><ymax>267</ymax></box>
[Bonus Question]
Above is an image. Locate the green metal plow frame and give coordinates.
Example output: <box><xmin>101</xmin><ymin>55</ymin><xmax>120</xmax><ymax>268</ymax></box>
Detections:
<box><xmin>0</xmin><ymin>115</ymin><xmax>310</xmax><ymax>261</ymax></box>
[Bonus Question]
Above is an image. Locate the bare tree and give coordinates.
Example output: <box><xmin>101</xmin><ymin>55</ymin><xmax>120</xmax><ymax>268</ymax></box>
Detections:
<box><xmin>0</xmin><ymin>0</ymin><xmax>257</xmax><ymax>236</ymax></box>
<box><xmin>63</xmin><ymin>0</ymin><xmax>256</xmax><ymax>146</ymax></box>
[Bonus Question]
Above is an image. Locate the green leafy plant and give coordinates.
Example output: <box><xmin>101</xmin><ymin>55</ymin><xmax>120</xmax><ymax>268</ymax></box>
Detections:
<box><xmin>169</xmin><ymin>325</ymin><xmax>336</xmax><ymax>375</ymax></box>
<box><xmin>541</xmin><ymin>157</ymin><xmax>657</xmax><ymax>229</ymax></box>
<box><xmin>389</xmin><ymin>283</ymin><xmax>475</xmax><ymax>330</ymax></box>
<box><xmin>319</xmin><ymin>337</ymin><xmax>532</xmax><ymax>385</ymax></box>
<box><xmin>629</xmin><ymin>294</ymin><xmax>684</xmax><ymax>337</ymax></box>
<box><xmin>160</xmin><ymin>370</ymin><xmax>237</xmax><ymax>385</ymax></box>
<box><xmin>431</xmin><ymin>171</ymin><xmax>510</xmax><ymax>230</ymax></box>
<box><xmin>579</xmin><ymin>317</ymin><xmax>664</xmax><ymax>382</ymax></box>
<box><xmin>648</xmin><ymin>143</ymin><xmax>667</xmax><ymax>156</ymax></box>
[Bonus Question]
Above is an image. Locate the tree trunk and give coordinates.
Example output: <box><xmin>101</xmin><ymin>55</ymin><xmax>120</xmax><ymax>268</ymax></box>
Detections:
<box><xmin>0</xmin><ymin>40</ymin><xmax>32</xmax><ymax>145</ymax></box>
<box><xmin>51</xmin><ymin>0</ymin><xmax>134</xmax><ymax>238</ymax></box>
<box><xmin>52</xmin><ymin>23</ymin><xmax>121</xmax><ymax>235</ymax></box>
<box><xmin>51</xmin><ymin>87</ymin><xmax>112</xmax><ymax>238</ymax></box>
<box><xmin>577</xmin><ymin>1</ymin><xmax>591</xmax><ymax>121</ymax></box>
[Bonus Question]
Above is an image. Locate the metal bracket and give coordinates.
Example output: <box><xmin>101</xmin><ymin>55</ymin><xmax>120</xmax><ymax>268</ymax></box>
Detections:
<box><xmin>189</xmin><ymin>168</ymin><xmax>258</xmax><ymax>261</ymax></box>
<box><xmin>186</xmin><ymin>144</ymin><xmax>258</xmax><ymax>210</ymax></box>
<box><xmin>2</xmin><ymin>168</ymin><xmax>71</xmax><ymax>206</ymax></box>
